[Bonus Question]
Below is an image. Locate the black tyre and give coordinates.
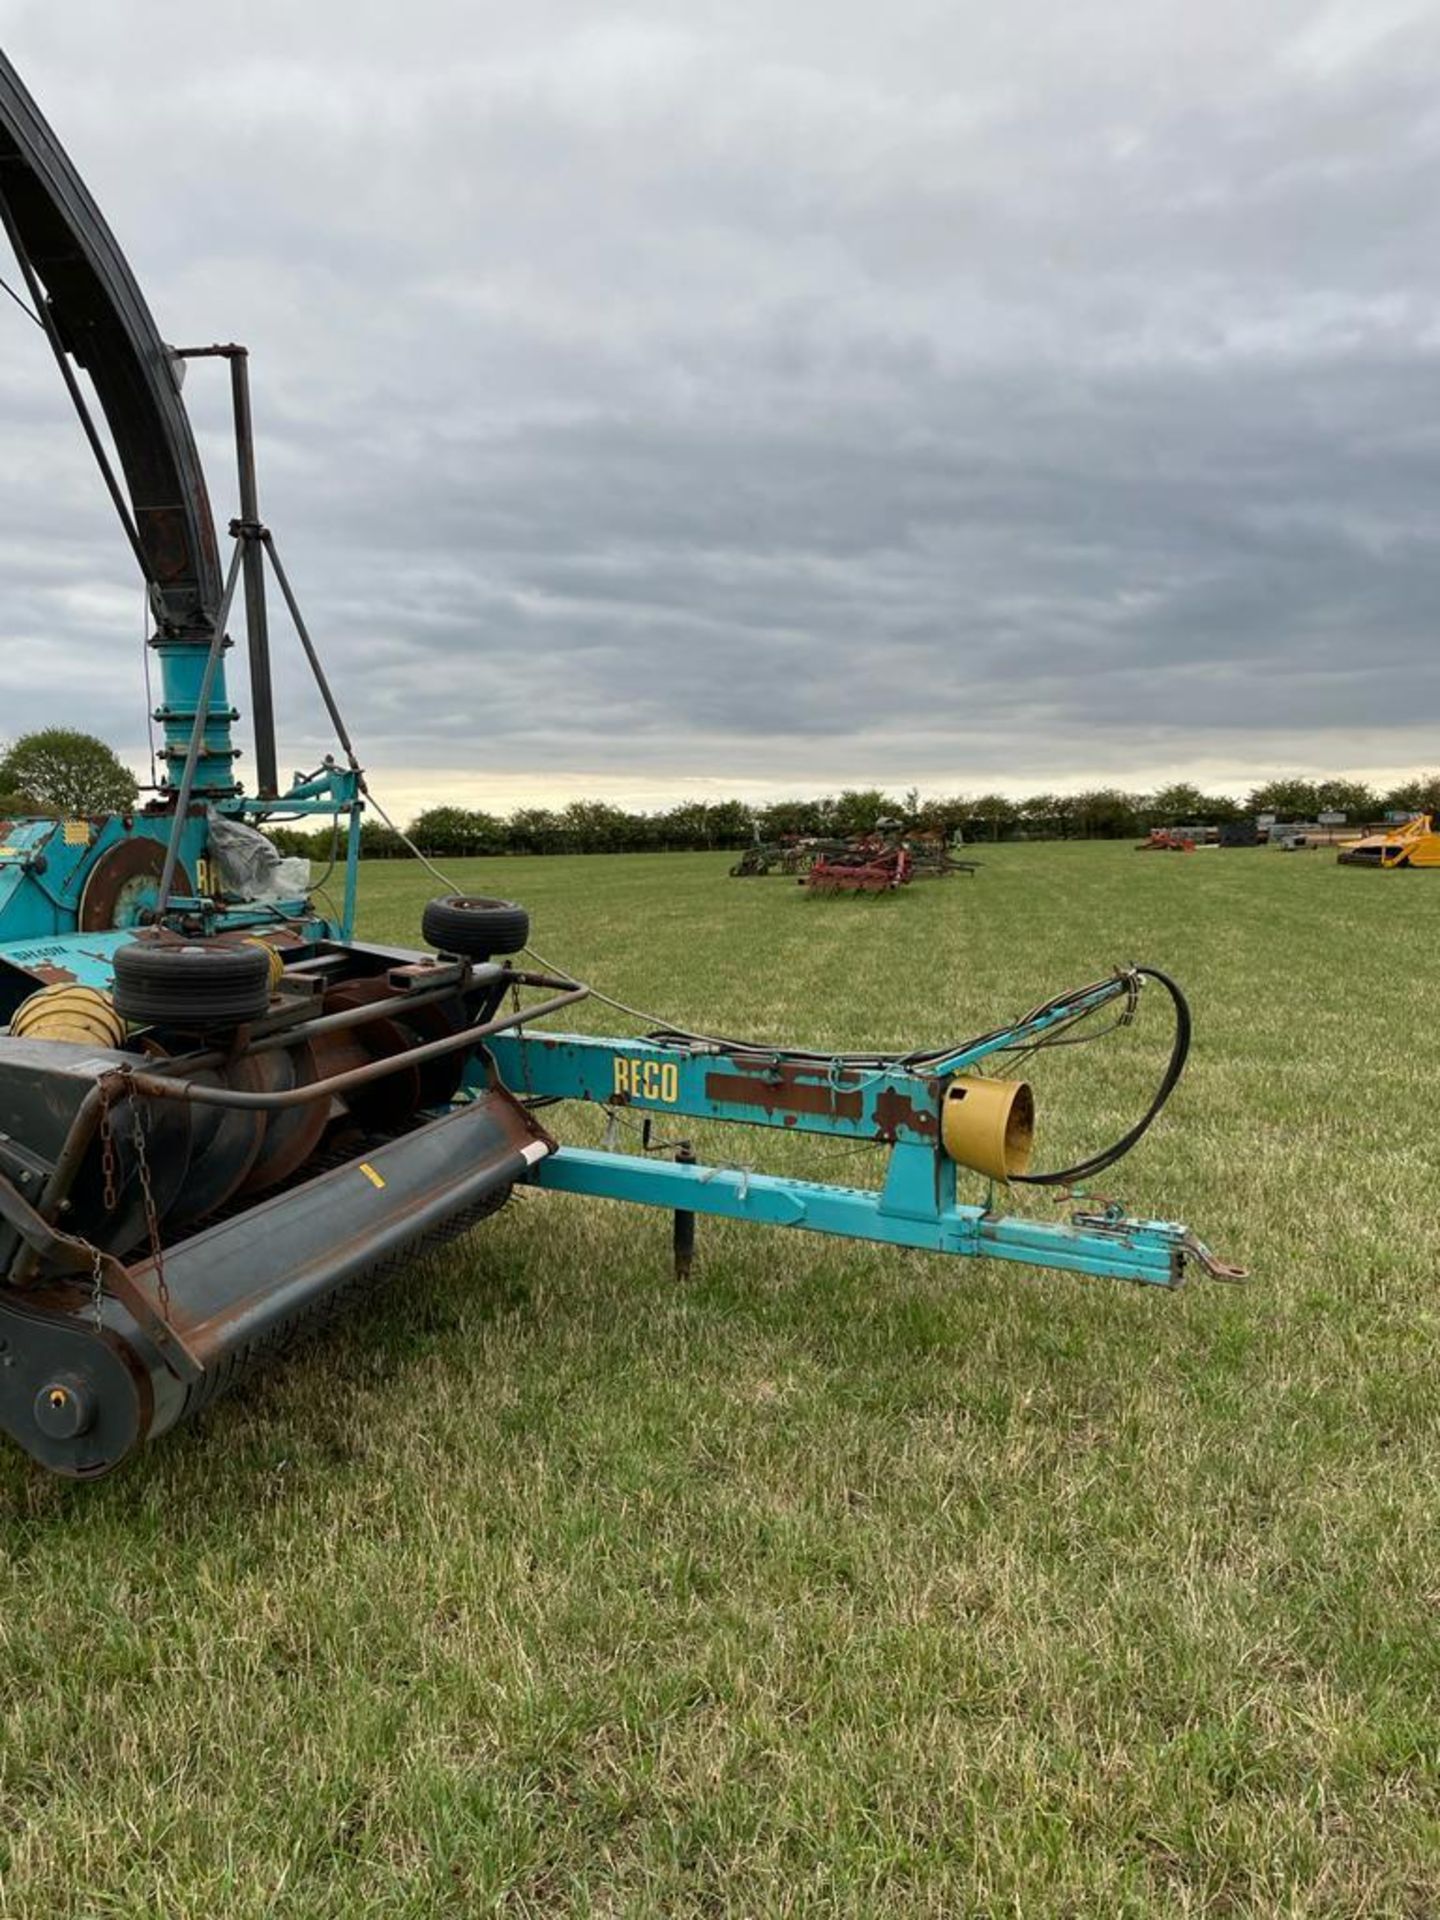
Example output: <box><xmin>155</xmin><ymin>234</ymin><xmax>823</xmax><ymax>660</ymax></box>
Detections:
<box><xmin>112</xmin><ymin>940</ymin><xmax>273</xmax><ymax>1032</ymax></box>
<box><xmin>421</xmin><ymin>895</ymin><xmax>530</xmax><ymax>959</ymax></box>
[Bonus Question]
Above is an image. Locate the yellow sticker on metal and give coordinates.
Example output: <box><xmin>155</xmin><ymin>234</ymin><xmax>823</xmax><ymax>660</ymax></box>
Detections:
<box><xmin>358</xmin><ymin>1163</ymin><xmax>385</xmax><ymax>1189</ymax></box>
<box><xmin>63</xmin><ymin>820</ymin><xmax>91</xmax><ymax>845</ymax></box>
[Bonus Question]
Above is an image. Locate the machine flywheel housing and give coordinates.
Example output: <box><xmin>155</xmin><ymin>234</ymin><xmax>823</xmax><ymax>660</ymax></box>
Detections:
<box><xmin>78</xmin><ymin>839</ymin><xmax>194</xmax><ymax>931</ymax></box>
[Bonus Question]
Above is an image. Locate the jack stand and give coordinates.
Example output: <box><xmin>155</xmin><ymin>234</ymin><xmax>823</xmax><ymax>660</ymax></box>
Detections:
<box><xmin>673</xmin><ymin>1142</ymin><xmax>696</xmax><ymax>1280</ymax></box>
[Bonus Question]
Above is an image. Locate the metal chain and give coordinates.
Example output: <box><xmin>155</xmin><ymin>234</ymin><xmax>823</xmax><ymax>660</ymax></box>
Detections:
<box><xmin>126</xmin><ymin>1083</ymin><xmax>169</xmax><ymax>1316</ymax></box>
<box><xmin>98</xmin><ymin>1081</ymin><xmax>118</xmax><ymax>1215</ymax></box>
<box><xmin>85</xmin><ymin>1083</ymin><xmax>120</xmax><ymax>1331</ymax></box>
<box><xmin>509</xmin><ymin>980</ymin><xmax>534</xmax><ymax>1099</ymax></box>
<box><xmin>90</xmin><ymin>1244</ymin><xmax>105</xmax><ymax>1331</ymax></box>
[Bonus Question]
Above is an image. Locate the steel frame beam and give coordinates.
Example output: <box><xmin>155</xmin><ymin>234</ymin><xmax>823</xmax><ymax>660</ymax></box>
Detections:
<box><xmin>525</xmin><ymin>1146</ymin><xmax>1196</xmax><ymax>1286</ymax></box>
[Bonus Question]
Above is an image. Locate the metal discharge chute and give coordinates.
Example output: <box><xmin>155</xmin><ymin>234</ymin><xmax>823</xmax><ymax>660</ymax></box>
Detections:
<box><xmin>0</xmin><ymin>50</ymin><xmax>1240</xmax><ymax>1478</ymax></box>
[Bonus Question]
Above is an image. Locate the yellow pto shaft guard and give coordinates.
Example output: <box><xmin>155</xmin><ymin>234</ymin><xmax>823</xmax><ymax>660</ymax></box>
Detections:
<box><xmin>941</xmin><ymin>1075</ymin><xmax>1035</xmax><ymax>1180</ymax></box>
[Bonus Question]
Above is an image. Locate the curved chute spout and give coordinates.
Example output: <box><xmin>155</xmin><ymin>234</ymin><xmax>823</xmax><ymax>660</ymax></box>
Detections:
<box><xmin>0</xmin><ymin>50</ymin><xmax>236</xmax><ymax>793</ymax></box>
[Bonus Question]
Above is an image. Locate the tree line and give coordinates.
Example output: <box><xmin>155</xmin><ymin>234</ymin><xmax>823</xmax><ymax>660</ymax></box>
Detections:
<box><xmin>271</xmin><ymin>774</ymin><xmax>1440</xmax><ymax>861</ymax></box>
<box><xmin>1</xmin><ymin>728</ymin><xmax>1433</xmax><ymax>860</ymax></box>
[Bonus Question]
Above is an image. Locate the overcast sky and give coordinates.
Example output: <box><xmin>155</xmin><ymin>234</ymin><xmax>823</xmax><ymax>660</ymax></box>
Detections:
<box><xmin>2</xmin><ymin>0</ymin><xmax>1439</xmax><ymax>814</ymax></box>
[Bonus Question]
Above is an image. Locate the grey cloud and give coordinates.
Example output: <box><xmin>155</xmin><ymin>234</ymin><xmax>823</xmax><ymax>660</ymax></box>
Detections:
<box><xmin>1</xmin><ymin>0</ymin><xmax>1439</xmax><ymax>804</ymax></box>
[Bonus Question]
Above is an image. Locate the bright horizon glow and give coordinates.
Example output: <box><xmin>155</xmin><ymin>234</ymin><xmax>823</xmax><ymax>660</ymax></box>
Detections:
<box><xmin>177</xmin><ymin>751</ymin><xmax>1440</xmax><ymax>825</ymax></box>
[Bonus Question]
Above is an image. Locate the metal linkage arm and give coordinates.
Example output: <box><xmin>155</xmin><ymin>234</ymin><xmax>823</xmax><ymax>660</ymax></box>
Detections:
<box><xmin>524</xmin><ymin>1147</ymin><xmax>1227</xmax><ymax>1288</ymax></box>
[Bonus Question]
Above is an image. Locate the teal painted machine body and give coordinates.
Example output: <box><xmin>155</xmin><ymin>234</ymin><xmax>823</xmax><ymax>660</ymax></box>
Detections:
<box><xmin>0</xmin><ymin>813</ymin><xmax>205</xmax><ymax>940</ymax></box>
<box><xmin>0</xmin><ymin>770</ymin><xmax>362</xmax><ymax>1017</ymax></box>
<box><xmin>150</xmin><ymin>632</ymin><xmax>241</xmax><ymax>798</ymax></box>
<box><xmin>481</xmin><ymin>975</ymin><xmax>1235</xmax><ymax>1290</ymax></box>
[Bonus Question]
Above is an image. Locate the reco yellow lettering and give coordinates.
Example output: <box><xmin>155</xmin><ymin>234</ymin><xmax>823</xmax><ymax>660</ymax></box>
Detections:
<box><xmin>613</xmin><ymin>1057</ymin><xmax>680</xmax><ymax>1103</ymax></box>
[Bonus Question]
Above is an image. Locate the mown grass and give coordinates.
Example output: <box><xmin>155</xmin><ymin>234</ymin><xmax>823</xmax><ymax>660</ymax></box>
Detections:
<box><xmin>2</xmin><ymin>841</ymin><xmax>1438</xmax><ymax>1916</ymax></box>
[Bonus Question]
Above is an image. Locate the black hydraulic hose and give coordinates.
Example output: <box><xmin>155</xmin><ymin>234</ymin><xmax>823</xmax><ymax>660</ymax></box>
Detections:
<box><xmin>642</xmin><ymin>970</ymin><xmax>1124</xmax><ymax>1071</ymax></box>
<box><xmin>1011</xmin><ymin>965</ymin><xmax>1191</xmax><ymax>1187</ymax></box>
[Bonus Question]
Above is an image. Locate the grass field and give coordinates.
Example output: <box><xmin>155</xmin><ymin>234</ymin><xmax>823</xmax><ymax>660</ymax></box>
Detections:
<box><xmin>2</xmin><ymin>841</ymin><xmax>1438</xmax><ymax>1916</ymax></box>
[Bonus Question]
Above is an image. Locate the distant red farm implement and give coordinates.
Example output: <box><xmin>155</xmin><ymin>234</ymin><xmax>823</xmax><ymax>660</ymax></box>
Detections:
<box><xmin>803</xmin><ymin>824</ymin><xmax>978</xmax><ymax>894</ymax></box>
<box><xmin>805</xmin><ymin>841</ymin><xmax>913</xmax><ymax>894</ymax></box>
<box><xmin>1137</xmin><ymin>829</ymin><xmax>1196</xmax><ymax>853</ymax></box>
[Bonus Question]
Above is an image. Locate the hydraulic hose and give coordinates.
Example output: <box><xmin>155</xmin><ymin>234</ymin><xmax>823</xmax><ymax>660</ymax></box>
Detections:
<box><xmin>1011</xmin><ymin>965</ymin><xmax>1191</xmax><ymax>1187</ymax></box>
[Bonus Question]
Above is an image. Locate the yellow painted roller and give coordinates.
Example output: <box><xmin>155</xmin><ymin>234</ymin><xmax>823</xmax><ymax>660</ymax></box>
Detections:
<box><xmin>941</xmin><ymin>1075</ymin><xmax>1035</xmax><ymax>1180</ymax></box>
<box><xmin>10</xmin><ymin>983</ymin><xmax>126</xmax><ymax>1049</ymax></box>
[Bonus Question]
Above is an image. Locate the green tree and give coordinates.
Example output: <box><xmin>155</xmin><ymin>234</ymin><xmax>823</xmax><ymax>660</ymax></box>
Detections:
<box><xmin>0</xmin><ymin>728</ymin><xmax>138</xmax><ymax>815</ymax></box>
<box><xmin>968</xmin><ymin>793</ymin><xmax>1018</xmax><ymax>842</ymax></box>
<box><xmin>703</xmin><ymin>800</ymin><xmax>755</xmax><ymax>848</ymax></box>
<box><xmin>1071</xmin><ymin>788</ymin><xmax>1143</xmax><ymax>839</ymax></box>
<box><xmin>831</xmin><ymin>789</ymin><xmax>898</xmax><ymax>835</ymax></box>
<box><xmin>1312</xmin><ymin>779</ymin><xmax>1378</xmax><ymax>821</ymax></box>
<box><xmin>358</xmin><ymin>819</ymin><xmax>405</xmax><ymax>858</ymax></box>
<box><xmin>559</xmin><ymin>800</ymin><xmax>634</xmax><ymax>853</ymax></box>
<box><xmin>756</xmin><ymin>799</ymin><xmax>828</xmax><ymax>839</ymax></box>
<box><xmin>1018</xmin><ymin>792</ymin><xmax>1064</xmax><ymax>838</ymax></box>
<box><xmin>1381</xmin><ymin>773</ymin><xmax>1440</xmax><ymax>818</ymax></box>
<box><xmin>507</xmin><ymin>808</ymin><xmax>562</xmax><ymax>855</ymax></box>
<box><xmin>269</xmin><ymin>824</ymin><xmax>327</xmax><ymax>859</ymax></box>
<box><xmin>1145</xmin><ymin>783</ymin><xmax>1242</xmax><ymax>826</ymax></box>
<box><xmin>412</xmin><ymin>806</ymin><xmax>505</xmax><ymax>856</ymax></box>
<box><xmin>1247</xmin><ymin>778</ymin><xmax>1320</xmax><ymax>820</ymax></box>
<box><xmin>1203</xmin><ymin>791</ymin><xmax>1243</xmax><ymax>824</ymax></box>
<box><xmin>913</xmin><ymin>794</ymin><xmax>967</xmax><ymax>838</ymax></box>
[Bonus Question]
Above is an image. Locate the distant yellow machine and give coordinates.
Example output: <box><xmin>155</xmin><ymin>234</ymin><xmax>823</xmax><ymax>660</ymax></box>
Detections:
<box><xmin>1337</xmin><ymin>814</ymin><xmax>1440</xmax><ymax>868</ymax></box>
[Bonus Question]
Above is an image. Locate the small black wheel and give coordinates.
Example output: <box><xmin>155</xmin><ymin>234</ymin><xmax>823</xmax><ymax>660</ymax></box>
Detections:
<box><xmin>112</xmin><ymin>940</ymin><xmax>273</xmax><ymax>1032</ymax></box>
<box><xmin>421</xmin><ymin>895</ymin><xmax>530</xmax><ymax>959</ymax></box>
